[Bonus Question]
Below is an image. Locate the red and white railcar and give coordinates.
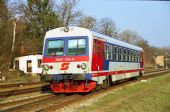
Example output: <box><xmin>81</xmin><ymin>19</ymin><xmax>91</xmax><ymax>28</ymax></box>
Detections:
<box><xmin>41</xmin><ymin>27</ymin><xmax>144</xmax><ymax>93</ymax></box>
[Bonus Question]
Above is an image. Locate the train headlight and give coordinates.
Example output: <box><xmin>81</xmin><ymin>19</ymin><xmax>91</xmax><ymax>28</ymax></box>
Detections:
<box><xmin>81</xmin><ymin>63</ymin><xmax>87</xmax><ymax>69</ymax></box>
<box><xmin>64</xmin><ymin>26</ymin><xmax>69</xmax><ymax>32</ymax></box>
<box><xmin>43</xmin><ymin>64</ymin><xmax>49</xmax><ymax>71</ymax></box>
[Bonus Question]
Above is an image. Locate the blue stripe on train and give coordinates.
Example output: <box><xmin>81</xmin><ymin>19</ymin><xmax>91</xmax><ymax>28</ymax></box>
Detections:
<box><xmin>103</xmin><ymin>60</ymin><xmax>109</xmax><ymax>70</ymax></box>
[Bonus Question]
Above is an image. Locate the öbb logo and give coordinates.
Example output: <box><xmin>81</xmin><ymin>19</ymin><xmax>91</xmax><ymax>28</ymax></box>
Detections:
<box><xmin>60</xmin><ymin>63</ymin><xmax>70</xmax><ymax>70</ymax></box>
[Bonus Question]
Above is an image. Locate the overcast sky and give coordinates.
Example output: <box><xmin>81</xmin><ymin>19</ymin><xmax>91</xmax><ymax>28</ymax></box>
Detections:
<box><xmin>78</xmin><ymin>0</ymin><xmax>170</xmax><ymax>47</ymax></box>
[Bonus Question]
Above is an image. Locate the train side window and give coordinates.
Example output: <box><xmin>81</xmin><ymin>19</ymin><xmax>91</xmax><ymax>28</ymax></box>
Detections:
<box><xmin>136</xmin><ymin>52</ymin><xmax>138</xmax><ymax>62</ymax></box>
<box><xmin>131</xmin><ymin>50</ymin><xmax>134</xmax><ymax>62</ymax></box>
<box><xmin>133</xmin><ymin>51</ymin><xmax>135</xmax><ymax>62</ymax></box>
<box><xmin>138</xmin><ymin>52</ymin><xmax>140</xmax><ymax>62</ymax></box>
<box><xmin>112</xmin><ymin>46</ymin><xmax>114</xmax><ymax>60</ymax></box>
<box><xmin>113</xmin><ymin>46</ymin><xmax>118</xmax><ymax>61</ymax></box>
<box><xmin>109</xmin><ymin>45</ymin><xmax>112</xmax><ymax>60</ymax></box>
<box><xmin>105</xmin><ymin>44</ymin><xmax>108</xmax><ymax>60</ymax></box>
<box><xmin>136</xmin><ymin>52</ymin><xmax>139</xmax><ymax>62</ymax></box>
<box><xmin>137</xmin><ymin>52</ymin><xmax>139</xmax><ymax>62</ymax></box>
<box><xmin>130</xmin><ymin>50</ymin><xmax>132</xmax><ymax>62</ymax></box>
<box><xmin>136</xmin><ymin>51</ymin><xmax>138</xmax><ymax>62</ymax></box>
<box><xmin>119</xmin><ymin>47</ymin><xmax>123</xmax><ymax>61</ymax></box>
<box><xmin>139</xmin><ymin>52</ymin><xmax>142</xmax><ymax>62</ymax></box>
<box><xmin>123</xmin><ymin>48</ymin><xmax>127</xmax><ymax>61</ymax></box>
<box><xmin>134</xmin><ymin>51</ymin><xmax>137</xmax><ymax>62</ymax></box>
<box><xmin>105</xmin><ymin>44</ymin><xmax>112</xmax><ymax>60</ymax></box>
<box><xmin>140</xmin><ymin>52</ymin><xmax>142</xmax><ymax>62</ymax></box>
<box><xmin>134</xmin><ymin>51</ymin><xmax>136</xmax><ymax>62</ymax></box>
<box><xmin>127</xmin><ymin>49</ymin><xmax>130</xmax><ymax>61</ymax></box>
<box><xmin>133</xmin><ymin>51</ymin><xmax>136</xmax><ymax>62</ymax></box>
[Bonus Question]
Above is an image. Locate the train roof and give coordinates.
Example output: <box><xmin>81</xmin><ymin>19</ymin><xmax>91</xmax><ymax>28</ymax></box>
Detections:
<box><xmin>91</xmin><ymin>31</ymin><xmax>143</xmax><ymax>51</ymax></box>
<box><xmin>45</xmin><ymin>26</ymin><xmax>143</xmax><ymax>51</ymax></box>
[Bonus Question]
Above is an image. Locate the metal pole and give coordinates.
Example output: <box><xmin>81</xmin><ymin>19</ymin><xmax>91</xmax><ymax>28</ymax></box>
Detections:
<box><xmin>155</xmin><ymin>53</ymin><xmax>157</xmax><ymax>69</ymax></box>
<box><xmin>165</xmin><ymin>52</ymin><xmax>168</xmax><ymax>69</ymax></box>
<box><xmin>166</xmin><ymin>57</ymin><xmax>168</xmax><ymax>69</ymax></box>
<box><xmin>155</xmin><ymin>61</ymin><xmax>157</xmax><ymax>69</ymax></box>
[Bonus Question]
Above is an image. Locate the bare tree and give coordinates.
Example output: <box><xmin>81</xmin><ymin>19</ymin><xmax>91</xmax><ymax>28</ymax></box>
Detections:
<box><xmin>78</xmin><ymin>16</ymin><xmax>96</xmax><ymax>30</ymax></box>
<box><xmin>98</xmin><ymin>17</ymin><xmax>117</xmax><ymax>37</ymax></box>
<box><xmin>56</xmin><ymin>0</ymin><xmax>82</xmax><ymax>26</ymax></box>
<box><xmin>118</xmin><ymin>30</ymin><xmax>142</xmax><ymax>45</ymax></box>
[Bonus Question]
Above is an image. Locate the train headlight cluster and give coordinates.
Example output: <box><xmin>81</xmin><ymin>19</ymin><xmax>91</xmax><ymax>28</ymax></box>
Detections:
<box><xmin>77</xmin><ymin>63</ymin><xmax>87</xmax><ymax>69</ymax></box>
<box><xmin>43</xmin><ymin>64</ymin><xmax>49</xmax><ymax>71</ymax></box>
<box><xmin>81</xmin><ymin>63</ymin><xmax>87</xmax><ymax>69</ymax></box>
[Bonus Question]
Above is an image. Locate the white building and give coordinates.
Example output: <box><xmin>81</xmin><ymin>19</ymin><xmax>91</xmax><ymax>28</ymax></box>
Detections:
<box><xmin>155</xmin><ymin>55</ymin><xmax>170</xmax><ymax>68</ymax></box>
<box><xmin>14</xmin><ymin>53</ymin><xmax>42</xmax><ymax>74</ymax></box>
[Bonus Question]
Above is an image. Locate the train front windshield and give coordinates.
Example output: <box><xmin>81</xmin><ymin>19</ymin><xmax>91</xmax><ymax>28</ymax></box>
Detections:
<box><xmin>46</xmin><ymin>38</ymin><xmax>86</xmax><ymax>56</ymax></box>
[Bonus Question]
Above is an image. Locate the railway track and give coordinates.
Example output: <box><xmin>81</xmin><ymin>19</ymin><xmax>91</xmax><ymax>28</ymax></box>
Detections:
<box><xmin>0</xmin><ymin>93</ymin><xmax>82</xmax><ymax>112</ymax></box>
<box><xmin>144</xmin><ymin>68</ymin><xmax>166</xmax><ymax>74</ymax></box>
<box><xmin>0</xmin><ymin>82</ymin><xmax>50</xmax><ymax>98</ymax></box>
<box><xmin>0</xmin><ymin>69</ymin><xmax>170</xmax><ymax>112</ymax></box>
<box><xmin>0</xmin><ymin>68</ymin><xmax>162</xmax><ymax>98</ymax></box>
<box><xmin>0</xmin><ymin>81</ymin><xmax>43</xmax><ymax>88</ymax></box>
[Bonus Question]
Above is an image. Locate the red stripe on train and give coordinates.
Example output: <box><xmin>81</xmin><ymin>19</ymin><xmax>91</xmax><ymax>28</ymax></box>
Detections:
<box><xmin>92</xmin><ymin>68</ymin><xmax>144</xmax><ymax>77</ymax></box>
<box><xmin>42</xmin><ymin>56</ymin><xmax>89</xmax><ymax>63</ymax></box>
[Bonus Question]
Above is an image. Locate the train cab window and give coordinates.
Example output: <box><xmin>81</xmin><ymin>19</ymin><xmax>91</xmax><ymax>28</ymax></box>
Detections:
<box><xmin>119</xmin><ymin>47</ymin><xmax>123</xmax><ymax>61</ymax></box>
<box><xmin>123</xmin><ymin>48</ymin><xmax>127</xmax><ymax>61</ymax></box>
<box><xmin>68</xmin><ymin>39</ymin><xmax>86</xmax><ymax>55</ymax></box>
<box><xmin>113</xmin><ymin>46</ymin><xmax>118</xmax><ymax>61</ymax></box>
<box><xmin>127</xmin><ymin>49</ymin><xmax>130</xmax><ymax>61</ymax></box>
<box><xmin>47</xmin><ymin>40</ymin><xmax>64</xmax><ymax>56</ymax></box>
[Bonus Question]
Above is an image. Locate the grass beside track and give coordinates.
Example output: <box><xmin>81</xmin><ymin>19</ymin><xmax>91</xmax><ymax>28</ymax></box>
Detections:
<box><xmin>77</xmin><ymin>73</ymin><xmax>170</xmax><ymax>112</ymax></box>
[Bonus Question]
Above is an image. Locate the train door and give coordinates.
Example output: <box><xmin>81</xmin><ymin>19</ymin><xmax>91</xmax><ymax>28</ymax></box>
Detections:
<box><xmin>92</xmin><ymin>39</ymin><xmax>104</xmax><ymax>71</ymax></box>
<box><xmin>140</xmin><ymin>52</ymin><xmax>144</xmax><ymax>68</ymax></box>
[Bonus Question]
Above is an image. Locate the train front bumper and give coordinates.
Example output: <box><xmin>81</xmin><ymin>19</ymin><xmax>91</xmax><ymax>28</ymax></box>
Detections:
<box><xmin>50</xmin><ymin>80</ymin><xmax>96</xmax><ymax>93</ymax></box>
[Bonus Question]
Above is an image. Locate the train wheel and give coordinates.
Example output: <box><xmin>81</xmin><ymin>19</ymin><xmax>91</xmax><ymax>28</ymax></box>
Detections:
<box><xmin>139</xmin><ymin>71</ymin><xmax>143</xmax><ymax>77</ymax></box>
<box><xmin>103</xmin><ymin>76</ymin><xmax>112</xmax><ymax>89</ymax></box>
<box><xmin>130</xmin><ymin>76</ymin><xmax>138</xmax><ymax>81</ymax></box>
